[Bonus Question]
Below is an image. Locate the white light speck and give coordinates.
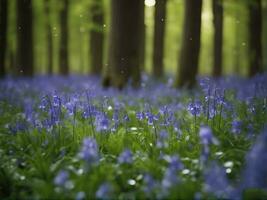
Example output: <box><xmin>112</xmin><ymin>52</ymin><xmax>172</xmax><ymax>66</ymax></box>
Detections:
<box><xmin>128</xmin><ymin>179</ymin><xmax>136</xmax><ymax>186</ymax></box>
<box><xmin>145</xmin><ymin>0</ymin><xmax>155</xmax><ymax>7</ymax></box>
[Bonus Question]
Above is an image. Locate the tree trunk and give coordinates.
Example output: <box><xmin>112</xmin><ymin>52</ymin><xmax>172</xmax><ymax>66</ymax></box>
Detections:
<box><xmin>16</xmin><ymin>0</ymin><xmax>34</xmax><ymax>76</ymax></box>
<box><xmin>176</xmin><ymin>0</ymin><xmax>202</xmax><ymax>88</ymax></box>
<box><xmin>44</xmin><ymin>0</ymin><xmax>53</xmax><ymax>74</ymax></box>
<box><xmin>103</xmin><ymin>0</ymin><xmax>142</xmax><ymax>89</ymax></box>
<box><xmin>212</xmin><ymin>0</ymin><xmax>223</xmax><ymax>77</ymax></box>
<box><xmin>153</xmin><ymin>0</ymin><xmax>167</xmax><ymax>78</ymax></box>
<box><xmin>59</xmin><ymin>0</ymin><xmax>69</xmax><ymax>75</ymax></box>
<box><xmin>140</xmin><ymin>0</ymin><xmax>145</xmax><ymax>72</ymax></box>
<box><xmin>89</xmin><ymin>0</ymin><xmax>104</xmax><ymax>75</ymax></box>
<box><xmin>0</xmin><ymin>0</ymin><xmax>8</xmax><ymax>78</ymax></box>
<box><xmin>248</xmin><ymin>0</ymin><xmax>263</xmax><ymax>77</ymax></box>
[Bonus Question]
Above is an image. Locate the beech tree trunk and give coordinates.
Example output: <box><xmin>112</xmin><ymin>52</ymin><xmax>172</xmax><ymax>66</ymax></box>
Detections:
<box><xmin>103</xmin><ymin>0</ymin><xmax>142</xmax><ymax>89</ymax></box>
<box><xmin>0</xmin><ymin>0</ymin><xmax>7</xmax><ymax>78</ymax></box>
<box><xmin>44</xmin><ymin>0</ymin><xmax>53</xmax><ymax>74</ymax></box>
<box><xmin>212</xmin><ymin>0</ymin><xmax>223</xmax><ymax>77</ymax></box>
<box><xmin>140</xmin><ymin>0</ymin><xmax>145</xmax><ymax>72</ymax></box>
<box><xmin>153</xmin><ymin>0</ymin><xmax>167</xmax><ymax>78</ymax></box>
<box><xmin>16</xmin><ymin>0</ymin><xmax>34</xmax><ymax>76</ymax></box>
<box><xmin>248</xmin><ymin>0</ymin><xmax>263</xmax><ymax>77</ymax></box>
<box><xmin>176</xmin><ymin>0</ymin><xmax>202</xmax><ymax>88</ymax></box>
<box><xmin>59</xmin><ymin>0</ymin><xmax>69</xmax><ymax>75</ymax></box>
<box><xmin>90</xmin><ymin>0</ymin><xmax>104</xmax><ymax>75</ymax></box>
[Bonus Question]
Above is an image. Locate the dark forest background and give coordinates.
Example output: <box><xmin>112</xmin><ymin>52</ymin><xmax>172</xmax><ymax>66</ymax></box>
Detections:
<box><xmin>0</xmin><ymin>0</ymin><xmax>267</xmax><ymax>88</ymax></box>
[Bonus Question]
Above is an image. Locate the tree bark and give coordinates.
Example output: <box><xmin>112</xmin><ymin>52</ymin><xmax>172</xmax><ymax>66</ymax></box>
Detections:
<box><xmin>248</xmin><ymin>0</ymin><xmax>263</xmax><ymax>77</ymax></box>
<box><xmin>153</xmin><ymin>0</ymin><xmax>167</xmax><ymax>78</ymax></box>
<box><xmin>16</xmin><ymin>0</ymin><xmax>34</xmax><ymax>76</ymax></box>
<box><xmin>89</xmin><ymin>0</ymin><xmax>104</xmax><ymax>75</ymax></box>
<box><xmin>212</xmin><ymin>0</ymin><xmax>223</xmax><ymax>77</ymax></box>
<box><xmin>44</xmin><ymin>0</ymin><xmax>53</xmax><ymax>74</ymax></box>
<box><xmin>139</xmin><ymin>0</ymin><xmax>145</xmax><ymax>72</ymax></box>
<box><xmin>103</xmin><ymin>0</ymin><xmax>142</xmax><ymax>89</ymax></box>
<box><xmin>176</xmin><ymin>0</ymin><xmax>202</xmax><ymax>88</ymax></box>
<box><xmin>59</xmin><ymin>0</ymin><xmax>69</xmax><ymax>75</ymax></box>
<box><xmin>0</xmin><ymin>0</ymin><xmax>8</xmax><ymax>78</ymax></box>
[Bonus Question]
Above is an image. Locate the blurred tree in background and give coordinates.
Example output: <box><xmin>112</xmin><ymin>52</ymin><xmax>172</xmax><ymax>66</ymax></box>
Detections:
<box><xmin>44</xmin><ymin>0</ymin><xmax>53</xmax><ymax>74</ymax></box>
<box><xmin>212</xmin><ymin>0</ymin><xmax>223</xmax><ymax>77</ymax></box>
<box><xmin>89</xmin><ymin>0</ymin><xmax>104</xmax><ymax>75</ymax></box>
<box><xmin>248</xmin><ymin>0</ymin><xmax>263</xmax><ymax>77</ymax></box>
<box><xmin>103</xmin><ymin>0</ymin><xmax>143</xmax><ymax>89</ymax></box>
<box><xmin>59</xmin><ymin>0</ymin><xmax>69</xmax><ymax>75</ymax></box>
<box><xmin>16</xmin><ymin>0</ymin><xmax>34</xmax><ymax>76</ymax></box>
<box><xmin>152</xmin><ymin>0</ymin><xmax>167</xmax><ymax>78</ymax></box>
<box><xmin>0</xmin><ymin>0</ymin><xmax>267</xmax><ymax>87</ymax></box>
<box><xmin>176</xmin><ymin>0</ymin><xmax>202</xmax><ymax>88</ymax></box>
<box><xmin>0</xmin><ymin>0</ymin><xmax>7</xmax><ymax>78</ymax></box>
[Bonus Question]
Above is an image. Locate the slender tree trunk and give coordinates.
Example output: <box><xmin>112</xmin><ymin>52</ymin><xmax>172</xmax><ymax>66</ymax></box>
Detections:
<box><xmin>176</xmin><ymin>0</ymin><xmax>202</xmax><ymax>88</ymax></box>
<box><xmin>44</xmin><ymin>0</ymin><xmax>53</xmax><ymax>74</ymax></box>
<box><xmin>0</xmin><ymin>0</ymin><xmax>8</xmax><ymax>78</ymax></box>
<box><xmin>16</xmin><ymin>0</ymin><xmax>34</xmax><ymax>76</ymax></box>
<box><xmin>59</xmin><ymin>0</ymin><xmax>69</xmax><ymax>75</ymax></box>
<box><xmin>153</xmin><ymin>0</ymin><xmax>167</xmax><ymax>78</ymax></box>
<box><xmin>89</xmin><ymin>0</ymin><xmax>104</xmax><ymax>75</ymax></box>
<box><xmin>103</xmin><ymin>0</ymin><xmax>142</xmax><ymax>89</ymax></box>
<box><xmin>212</xmin><ymin>0</ymin><xmax>223</xmax><ymax>77</ymax></box>
<box><xmin>140</xmin><ymin>0</ymin><xmax>145</xmax><ymax>72</ymax></box>
<box><xmin>248</xmin><ymin>0</ymin><xmax>263</xmax><ymax>77</ymax></box>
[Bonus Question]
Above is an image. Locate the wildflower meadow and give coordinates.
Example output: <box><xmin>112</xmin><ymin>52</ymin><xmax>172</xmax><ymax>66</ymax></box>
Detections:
<box><xmin>0</xmin><ymin>74</ymin><xmax>267</xmax><ymax>199</ymax></box>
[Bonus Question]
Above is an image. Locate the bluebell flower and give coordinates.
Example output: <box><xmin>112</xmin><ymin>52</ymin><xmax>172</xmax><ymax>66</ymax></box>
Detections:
<box><xmin>146</xmin><ymin>113</ymin><xmax>160</xmax><ymax>126</ymax></box>
<box><xmin>241</xmin><ymin>127</ymin><xmax>267</xmax><ymax>189</ymax></box>
<box><xmin>156</xmin><ymin>130</ymin><xmax>169</xmax><ymax>149</ymax></box>
<box><xmin>203</xmin><ymin>162</ymin><xmax>234</xmax><ymax>198</ymax></box>
<box><xmin>232</xmin><ymin>120</ymin><xmax>242</xmax><ymax>134</ymax></box>
<box><xmin>199</xmin><ymin>126</ymin><xmax>219</xmax><ymax>145</ymax></box>
<box><xmin>161</xmin><ymin>167</ymin><xmax>180</xmax><ymax>191</ymax></box>
<box><xmin>95</xmin><ymin>113</ymin><xmax>109</xmax><ymax>132</ymax></box>
<box><xmin>118</xmin><ymin>149</ymin><xmax>133</xmax><ymax>164</ymax></box>
<box><xmin>187</xmin><ymin>101</ymin><xmax>202</xmax><ymax>116</ymax></box>
<box><xmin>136</xmin><ymin>111</ymin><xmax>145</xmax><ymax>120</ymax></box>
<box><xmin>78</xmin><ymin>137</ymin><xmax>99</xmax><ymax>164</ymax></box>
<box><xmin>53</xmin><ymin>94</ymin><xmax>61</xmax><ymax>107</ymax></box>
<box><xmin>54</xmin><ymin>170</ymin><xmax>69</xmax><ymax>186</ymax></box>
<box><xmin>39</xmin><ymin>96</ymin><xmax>50</xmax><ymax>111</ymax></box>
<box><xmin>199</xmin><ymin>126</ymin><xmax>219</xmax><ymax>163</ymax></box>
<box><xmin>96</xmin><ymin>182</ymin><xmax>113</xmax><ymax>199</ymax></box>
<box><xmin>143</xmin><ymin>174</ymin><xmax>158</xmax><ymax>194</ymax></box>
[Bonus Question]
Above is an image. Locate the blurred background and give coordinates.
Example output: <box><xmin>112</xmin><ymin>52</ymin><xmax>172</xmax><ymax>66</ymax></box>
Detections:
<box><xmin>1</xmin><ymin>0</ymin><xmax>267</xmax><ymax>77</ymax></box>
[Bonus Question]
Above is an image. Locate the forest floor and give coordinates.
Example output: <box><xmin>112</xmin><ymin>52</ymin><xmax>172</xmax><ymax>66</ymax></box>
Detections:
<box><xmin>0</xmin><ymin>74</ymin><xmax>267</xmax><ymax>199</ymax></box>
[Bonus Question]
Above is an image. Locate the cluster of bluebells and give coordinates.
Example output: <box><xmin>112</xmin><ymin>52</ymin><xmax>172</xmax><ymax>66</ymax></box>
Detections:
<box><xmin>78</xmin><ymin>137</ymin><xmax>99</xmax><ymax>164</ymax></box>
<box><xmin>1</xmin><ymin>74</ymin><xmax>267</xmax><ymax>199</ymax></box>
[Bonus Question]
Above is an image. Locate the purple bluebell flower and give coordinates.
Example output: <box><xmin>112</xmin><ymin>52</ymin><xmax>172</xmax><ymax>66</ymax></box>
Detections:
<box><xmin>118</xmin><ymin>149</ymin><xmax>133</xmax><ymax>164</ymax></box>
<box><xmin>95</xmin><ymin>113</ymin><xmax>109</xmax><ymax>132</ymax></box>
<box><xmin>143</xmin><ymin>174</ymin><xmax>158</xmax><ymax>194</ymax></box>
<box><xmin>136</xmin><ymin>111</ymin><xmax>145</xmax><ymax>120</ymax></box>
<box><xmin>53</xmin><ymin>94</ymin><xmax>61</xmax><ymax>107</ymax></box>
<box><xmin>54</xmin><ymin>170</ymin><xmax>69</xmax><ymax>186</ymax></box>
<box><xmin>162</xmin><ymin>167</ymin><xmax>180</xmax><ymax>190</ymax></box>
<box><xmin>203</xmin><ymin>162</ymin><xmax>234</xmax><ymax>198</ymax></box>
<box><xmin>78</xmin><ymin>137</ymin><xmax>99</xmax><ymax>164</ymax></box>
<box><xmin>187</xmin><ymin>101</ymin><xmax>202</xmax><ymax>116</ymax></box>
<box><xmin>241</xmin><ymin>127</ymin><xmax>267</xmax><ymax>189</ymax></box>
<box><xmin>156</xmin><ymin>130</ymin><xmax>169</xmax><ymax>149</ymax></box>
<box><xmin>199</xmin><ymin>126</ymin><xmax>218</xmax><ymax>145</ymax></box>
<box><xmin>96</xmin><ymin>182</ymin><xmax>113</xmax><ymax>199</ymax></box>
<box><xmin>232</xmin><ymin>120</ymin><xmax>242</xmax><ymax>134</ymax></box>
